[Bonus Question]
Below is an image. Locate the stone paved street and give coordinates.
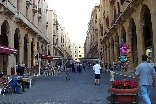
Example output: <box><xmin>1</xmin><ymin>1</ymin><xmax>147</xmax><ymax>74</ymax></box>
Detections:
<box><xmin>0</xmin><ymin>67</ymin><xmax>156</xmax><ymax>104</ymax></box>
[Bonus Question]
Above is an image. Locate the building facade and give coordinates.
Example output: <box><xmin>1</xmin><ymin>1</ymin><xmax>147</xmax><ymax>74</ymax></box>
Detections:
<box><xmin>85</xmin><ymin>0</ymin><xmax>156</xmax><ymax>72</ymax></box>
<box><xmin>47</xmin><ymin>9</ymin><xmax>71</xmax><ymax>65</ymax></box>
<box><xmin>0</xmin><ymin>0</ymin><xmax>49</xmax><ymax>75</ymax></box>
<box><xmin>71</xmin><ymin>42</ymin><xmax>84</xmax><ymax>61</ymax></box>
<box><xmin>0</xmin><ymin>0</ymin><xmax>72</xmax><ymax>75</ymax></box>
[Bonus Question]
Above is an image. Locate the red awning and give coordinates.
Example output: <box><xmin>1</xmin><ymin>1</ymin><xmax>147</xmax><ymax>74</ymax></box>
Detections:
<box><xmin>0</xmin><ymin>45</ymin><xmax>17</xmax><ymax>55</ymax></box>
<box><xmin>35</xmin><ymin>53</ymin><xmax>53</xmax><ymax>60</ymax></box>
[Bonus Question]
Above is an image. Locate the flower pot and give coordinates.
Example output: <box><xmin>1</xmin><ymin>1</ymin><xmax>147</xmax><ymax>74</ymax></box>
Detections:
<box><xmin>110</xmin><ymin>88</ymin><xmax>138</xmax><ymax>102</ymax></box>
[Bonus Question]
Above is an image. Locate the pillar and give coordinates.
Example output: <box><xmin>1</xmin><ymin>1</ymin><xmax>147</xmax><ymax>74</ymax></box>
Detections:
<box><xmin>7</xmin><ymin>27</ymin><xmax>14</xmax><ymax>75</ymax></box>
<box><xmin>27</xmin><ymin>41</ymin><xmax>31</xmax><ymax>68</ymax></box>
<box><xmin>151</xmin><ymin>9</ymin><xmax>156</xmax><ymax>64</ymax></box>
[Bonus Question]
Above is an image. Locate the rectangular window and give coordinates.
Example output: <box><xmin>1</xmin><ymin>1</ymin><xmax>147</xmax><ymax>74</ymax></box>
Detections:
<box><xmin>79</xmin><ymin>55</ymin><xmax>81</xmax><ymax>57</ymax></box>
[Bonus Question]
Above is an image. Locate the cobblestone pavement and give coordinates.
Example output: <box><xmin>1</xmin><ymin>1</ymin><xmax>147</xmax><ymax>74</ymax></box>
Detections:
<box><xmin>0</xmin><ymin>67</ymin><xmax>155</xmax><ymax>104</ymax></box>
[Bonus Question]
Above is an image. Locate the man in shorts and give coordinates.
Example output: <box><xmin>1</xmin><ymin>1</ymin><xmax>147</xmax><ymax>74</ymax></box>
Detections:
<box><xmin>93</xmin><ymin>61</ymin><xmax>101</xmax><ymax>85</ymax></box>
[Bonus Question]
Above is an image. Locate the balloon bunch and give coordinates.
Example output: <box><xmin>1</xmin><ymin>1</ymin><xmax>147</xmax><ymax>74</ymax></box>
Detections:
<box><xmin>118</xmin><ymin>40</ymin><xmax>131</xmax><ymax>69</ymax></box>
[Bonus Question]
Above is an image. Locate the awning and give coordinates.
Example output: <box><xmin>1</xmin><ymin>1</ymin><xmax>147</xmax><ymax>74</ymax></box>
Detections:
<box><xmin>0</xmin><ymin>45</ymin><xmax>17</xmax><ymax>55</ymax></box>
<box><xmin>35</xmin><ymin>53</ymin><xmax>53</xmax><ymax>60</ymax></box>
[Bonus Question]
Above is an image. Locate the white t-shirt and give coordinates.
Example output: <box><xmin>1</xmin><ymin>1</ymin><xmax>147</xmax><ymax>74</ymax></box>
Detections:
<box><xmin>93</xmin><ymin>64</ymin><xmax>101</xmax><ymax>74</ymax></box>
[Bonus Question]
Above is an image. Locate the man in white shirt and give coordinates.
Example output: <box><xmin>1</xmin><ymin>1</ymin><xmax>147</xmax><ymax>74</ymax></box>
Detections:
<box><xmin>93</xmin><ymin>61</ymin><xmax>101</xmax><ymax>85</ymax></box>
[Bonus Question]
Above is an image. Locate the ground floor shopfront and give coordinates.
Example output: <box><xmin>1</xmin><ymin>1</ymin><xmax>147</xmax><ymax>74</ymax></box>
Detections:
<box><xmin>0</xmin><ymin>17</ymin><xmax>49</xmax><ymax>75</ymax></box>
<box><xmin>100</xmin><ymin>1</ymin><xmax>156</xmax><ymax>72</ymax></box>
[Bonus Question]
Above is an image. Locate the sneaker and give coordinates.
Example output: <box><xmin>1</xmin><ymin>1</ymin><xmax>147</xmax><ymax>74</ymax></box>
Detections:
<box><xmin>97</xmin><ymin>83</ymin><xmax>100</xmax><ymax>85</ymax></box>
<box><xmin>68</xmin><ymin>79</ymin><xmax>70</xmax><ymax>80</ymax></box>
<box><xmin>95</xmin><ymin>83</ymin><xmax>96</xmax><ymax>85</ymax></box>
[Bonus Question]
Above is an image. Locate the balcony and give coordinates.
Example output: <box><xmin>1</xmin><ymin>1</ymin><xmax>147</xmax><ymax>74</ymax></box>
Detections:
<box><xmin>32</xmin><ymin>3</ymin><xmax>37</xmax><ymax>13</ymax></box>
<box><xmin>46</xmin><ymin>22</ymin><xmax>48</xmax><ymax>27</ymax></box>
<box><xmin>53</xmin><ymin>30</ymin><xmax>56</xmax><ymax>36</ymax></box>
<box><xmin>15</xmin><ymin>12</ymin><xmax>45</xmax><ymax>40</ymax></box>
<box><xmin>38</xmin><ymin>8</ymin><xmax>42</xmax><ymax>19</ymax></box>
<box><xmin>26</xmin><ymin>0</ymin><xmax>32</xmax><ymax>6</ymax></box>
<box><xmin>53</xmin><ymin>20</ymin><xmax>56</xmax><ymax>25</ymax></box>
<box><xmin>0</xmin><ymin>0</ymin><xmax>16</xmax><ymax>15</ymax></box>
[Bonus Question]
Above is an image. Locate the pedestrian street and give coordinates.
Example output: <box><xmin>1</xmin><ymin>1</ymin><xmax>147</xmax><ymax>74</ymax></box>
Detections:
<box><xmin>0</xmin><ymin>66</ymin><xmax>156</xmax><ymax>104</ymax></box>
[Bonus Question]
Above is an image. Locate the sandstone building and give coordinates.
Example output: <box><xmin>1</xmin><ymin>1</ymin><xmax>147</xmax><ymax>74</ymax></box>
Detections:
<box><xmin>0</xmin><ymin>0</ymin><xmax>71</xmax><ymax>75</ymax></box>
<box><xmin>85</xmin><ymin>0</ymin><xmax>156</xmax><ymax>72</ymax></box>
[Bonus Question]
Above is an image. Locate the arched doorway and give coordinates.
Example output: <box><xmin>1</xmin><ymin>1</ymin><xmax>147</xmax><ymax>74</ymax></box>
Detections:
<box><xmin>0</xmin><ymin>20</ymin><xmax>9</xmax><ymax>74</ymax></box>
<box><xmin>24</xmin><ymin>35</ymin><xmax>28</xmax><ymax>67</ymax></box>
<box><xmin>31</xmin><ymin>38</ymin><xmax>35</xmax><ymax>67</ymax></box>
<box><xmin>14</xmin><ymin>28</ymin><xmax>20</xmax><ymax>63</ymax></box>
<box><xmin>108</xmin><ymin>41</ymin><xmax>110</xmax><ymax>63</ymax></box>
<box><xmin>104</xmin><ymin>43</ymin><xmax>107</xmax><ymax>63</ymax></box>
<box><xmin>129</xmin><ymin>18</ymin><xmax>138</xmax><ymax>67</ymax></box>
<box><xmin>115</xmin><ymin>34</ymin><xmax>119</xmax><ymax>63</ymax></box>
<box><xmin>141</xmin><ymin>5</ymin><xmax>153</xmax><ymax>60</ymax></box>
<box><xmin>111</xmin><ymin>38</ymin><xmax>115</xmax><ymax>62</ymax></box>
<box><xmin>121</xmin><ymin>27</ymin><xmax>126</xmax><ymax>42</ymax></box>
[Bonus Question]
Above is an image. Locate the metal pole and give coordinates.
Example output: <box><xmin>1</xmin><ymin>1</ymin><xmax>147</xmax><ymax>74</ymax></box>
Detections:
<box><xmin>14</xmin><ymin>55</ymin><xmax>16</xmax><ymax>73</ymax></box>
<box><xmin>38</xmin><ymin>53</ymin><xmax>41</xmax><ymax>76</ymax></box>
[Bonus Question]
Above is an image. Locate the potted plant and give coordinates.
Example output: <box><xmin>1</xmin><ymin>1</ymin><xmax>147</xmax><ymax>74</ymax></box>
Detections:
<box><xmin>110</xmin><ymin>78</ymin><xmax>138</xmax><ymax>103</ymax></box>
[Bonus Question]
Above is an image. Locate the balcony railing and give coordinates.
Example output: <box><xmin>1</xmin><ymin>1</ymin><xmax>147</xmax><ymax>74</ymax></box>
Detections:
<box><xmin>32</xmin><ymin>3</ymin><xmax>37</xmax><ymax>13</ymax></box>
<box><xmin>0</xmin><ymin>0</ymin><xmax>16</xmax><ymax>15</ymax></box>
<box><xmin>15</xmin><ymin>12</ymin><xmax>45</xmax><ymax>41</ymax></box>
<box><xmin>26</xmin><ymin>0</ymin><xmax>32</xmax><ymax>6</ymax></box>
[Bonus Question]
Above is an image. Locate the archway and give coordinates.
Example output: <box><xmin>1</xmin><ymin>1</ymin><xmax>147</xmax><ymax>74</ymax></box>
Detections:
<box><xmin>105</xmin><ymin>43</ymin><xmax>107</xmax><ymax>63</ymax></box>
<box><xmin>141</xmin><ymin>5</ymin><xmax>153</xmax><ymax>60</ymax></box>
<box><xmin>24</xmin><ymin>35</ymin><xmax>28</xmax><ymax>67</ymax></box>
<box><xmin>108</xmin><ymin>41</ymin><xmax>110</xmax><ymax>63</ymax></box>
<box><xmin>0</xmin><ymin>20</ymin><xmax>10</xmax><ymax>74</ymax></box>
<box><xmin>14</xmin><ymin>28</ymin><xmax>20</xmax><ymax>63</ymax></box>
<box><xmin>121</xmin><ymin>26</ymin><xmax>126</xmax><ymax>42</ymax></box>
<box><xmin>111</xmin><ymin>37</ymin><xmax>115</xmax><ymax>62</ymax></box>
<box><xmin>115</xmin><ymin>34</ymin><xmax>119</xmax><ymax>63</ymax></box>
<box><xmin>31</xmin><ymin>38</ymin><xmax>35</xmax><ymax>66</ymax></box>
<box><xmin>129</xmin><ymin>18</ymin><xmax>138</xmax><ymax>67</ymax></box>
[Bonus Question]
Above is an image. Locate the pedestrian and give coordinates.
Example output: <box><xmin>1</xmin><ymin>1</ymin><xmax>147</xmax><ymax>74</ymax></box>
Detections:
<box><xmin>109</xmin><ymin>62</ymin><xmax>111</xmax><ymax>70</ymax></box>
<box><xmin>93</xmin><ymin>61</ymin><xmax>101</xmax><ymax>85</ymax></box>
<box><xmin>135</xmin><ymin>54</ymin><xmax>156</xmax><ymax>104</ymax></box>
<box><xmin>65</xmin><ymin>58</ymin><xmax>71</xmax><ymax>80</ymax></box>
<box><xmin>110</xmin><ymin>68</ymin><xmax>115</xmax><ymax>82</ymax></box>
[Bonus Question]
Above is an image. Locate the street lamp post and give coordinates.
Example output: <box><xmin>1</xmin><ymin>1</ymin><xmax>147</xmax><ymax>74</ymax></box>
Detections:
<box><xmin>13</xmin><ymin>50</ymin><xmax>17</xmax><ymax>73</ymax></box>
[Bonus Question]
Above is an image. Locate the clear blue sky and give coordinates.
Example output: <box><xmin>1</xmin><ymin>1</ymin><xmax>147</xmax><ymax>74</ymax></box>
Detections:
<box><xmin>48</xmin><ymin>0</ymin><xmax>100</xmax><ymax>43</ymax></box>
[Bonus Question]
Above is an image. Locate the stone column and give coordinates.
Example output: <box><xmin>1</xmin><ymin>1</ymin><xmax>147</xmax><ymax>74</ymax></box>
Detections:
<box><xmin>7</xmin><ymin>27</ymin><xmax>14</xmax><ymax>75</ymax></box>
<box><xmin>125</xmin><ymin>26</ymin><xmax>133</xmax><ymax>72</ymax></box>
<box><xmin>33</xmin><ymin>37</ymin><xmax>38</xmax><ymax>66</ymax></box>
<box><xmin>27</xmin><ymin>41</ymin><xmax>31</xmax><ymax>68</ymax></box>
<box><xmin>136</xmin><ymin>26</ymin><xmax>144</xmax><ymax>64</ymax></box>
<box><xmin>19</xmin><ymin>35</ymin><xmax>24</xmax><ymax>63</ymax></box>
<box><xmin>151</xmin><ymin>9</ymin><xmax>156</xmax><ymax>64</ymax></box>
